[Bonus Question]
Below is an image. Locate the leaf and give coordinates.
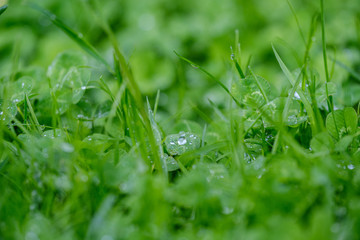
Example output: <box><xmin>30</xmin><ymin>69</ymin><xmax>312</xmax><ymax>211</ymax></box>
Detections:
<box><xmin>344</xmin><ymin>107</ymin><xmax>358</xmax><ymax>134</ymax></box>
<box><xmin>326</xmin><ymin>107</ymin><xmax>358</xmax><ymax>140</ymax></box>
<box><xmin>82</xmin><ymin>134</ymin><xmax>115</xmax><ymax>153</ymax></box>
<box><xmin>334</xmin><ymin>135</ymin><xmax>354</xmax><ymax>152</ymax></box>
<box><xmin>315</xmin><ymin>82</ymin><xmax>337</xmax><ymax>104</ymax></box>
<box><xmin>42</xmin><ymin>129</ymin><xmax>66</xmax><ymax>139</ymax></box>
<box><xmin>272</xmin><ymin>45</ymin><xmax>318</xmax><ymax>134</ymax></box>
<box><xmin>310</xmin><ymin>132</ymin><xmax>334</xmax><ymax>153</ymax></box>
<box><xmin>0</xmin><ymin>100</ymin><xmax>17</xmax><ymax>124</ymax></box>
<box><xmin>261</xmin><ymin>97</ymin><xmax>307</xmax><ymax>127</ymax></box>
<box><xmin>165</xmin><ymin>155</ymin><xmax>180</xmax><ymax>172</ymax></box>
<box><xmin>11</xmin><ymin>76</ymin><xmax>33</xmax><ymax>103</ymax></box>
<box><xmin>231</xmin><ymin>75</ymin><xmax>272</xmax><ymax>107</ymax></box>
<box><xmin>164</xmin><ymin>132</ymin><xmax>201</xmax><ymax>156</ymax></box>
<box><xmin>48</xmin><ymin>51</ymin><xmax>90</xmax><ymax>114</ymax></box>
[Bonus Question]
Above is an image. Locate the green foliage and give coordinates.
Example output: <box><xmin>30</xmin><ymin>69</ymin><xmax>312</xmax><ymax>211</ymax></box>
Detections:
<box><xmin>0</xmin><ymin>0</ymin><xmax>359</xmax><ymax>240</ymax></box>
<box><xmin>326</xmin><ymin>107</ymin><xmax>358</xmax><ymax>140</ymax></box>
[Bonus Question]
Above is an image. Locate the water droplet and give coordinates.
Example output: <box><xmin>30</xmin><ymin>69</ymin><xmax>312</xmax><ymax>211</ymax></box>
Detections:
<box><xmin>178</xmin><ymin>137</ymin><xmax>187</xmax><ymax>145</ymax></box>
<box><xmin>294</xmin><ymin>91</ymin><xmax>300</xmax><ymax>99</ymax></box>
<box><xmin>347</xmin><ymin>164</ymin><xmax>355</xmax><ymax>170</ymax></box>
<box><xmin>81</xmin><ymin>86</ymin><xmax>87</xmax><ymax>90</ymax></box>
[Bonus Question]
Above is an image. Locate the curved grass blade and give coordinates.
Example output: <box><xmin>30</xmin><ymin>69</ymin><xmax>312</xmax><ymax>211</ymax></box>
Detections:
<box><xmin>331</xmin><ymin>58</ymin><xmax>360</xmax><ymax>82</ymax></box>
<box><xmin>320</xmin><ymin>0</ymin><xmax>333</xmax><ymax>112</ymax></box>
<box><xmin>286</xmin><ymin>0</ymin><xmax>306</xmax><ymax>46</ymax></box>
<box><xmin>0</xmin><ymin>4</ymin><xmax>7</xmax><ymax>16</ymax></box>
<box><xmin>174</xmin><ymin>51</ymin><xmax>243</xmax><ymax>108</ymax></box>
<box><xmin>272</xmin><ymin>45</ymin><xmax>319</xmax><ymax>135</ymax></box>
<box><xmin>28</xmin><ymin>3</ymin><xmax>111</xmax><ymax>72</ymax></box>
<box><xmin>248</xmin><ymin>66</ymin><xmax>269</xmax><ymax>104</ymax></box>
<box><xmin>146</xmin><ymin>97</ymin><xmax>168</xmax><ymax>177</ymax></box>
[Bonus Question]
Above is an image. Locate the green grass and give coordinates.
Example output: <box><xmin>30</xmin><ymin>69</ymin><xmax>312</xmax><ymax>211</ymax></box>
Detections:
<box><xmin>1</xmin><ymin>0</ymin><xmax>360</xmax><ymax>239</ymax></box>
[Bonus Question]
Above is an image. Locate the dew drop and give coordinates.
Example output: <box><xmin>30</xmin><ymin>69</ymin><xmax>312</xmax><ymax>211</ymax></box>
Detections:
<box><xmin>178</xmin><ymin>137</ymin><xmax>187</xmax><ymax>145</ymax></box>
<box><xmin>347</xmin><ymin>164</ymin><xmax>355</xmax><ymax>170</ymax></box>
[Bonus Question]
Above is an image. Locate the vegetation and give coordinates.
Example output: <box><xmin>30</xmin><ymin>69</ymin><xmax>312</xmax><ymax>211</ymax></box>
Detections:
<box><xmin>0</xmin><ymin>0</ymin><xmax>359</xmax><ymax>239</ymax></box>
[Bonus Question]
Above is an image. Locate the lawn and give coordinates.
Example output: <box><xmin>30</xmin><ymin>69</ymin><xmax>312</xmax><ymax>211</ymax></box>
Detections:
<box><xmin>0</xmin><ymin>0</ymin><xmax>360</xmax><ymax>239</ymax></box>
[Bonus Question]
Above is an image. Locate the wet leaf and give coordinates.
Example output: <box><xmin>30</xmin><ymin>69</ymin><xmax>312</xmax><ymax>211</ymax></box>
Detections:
<box><xmin>164</xmin><ymin>132</ymin><xmax>201</xmax><ymax>156</ymax></box>
<box><xmin>231</xmin><ymin>75</ymin><xmax>272</xmax><ymax>107</ymax></box>
<box><xmin>47</xmin><ymin>51</ymin><xmax>90</xmax><ymax>114</ymax></box>
<box><xmin>11</xmin><ymin>76</ymin><xmax>33</xmax><ymax>103</ymax></box>
<box><xmin>0</xmin><ymin>100</ymin><xmax>17</xmax><ymax>124</ymax></box>
<box><xmin>326</xmin><ymin>107</ymin><xmax>358</xmax><ymax>140</ymax></box>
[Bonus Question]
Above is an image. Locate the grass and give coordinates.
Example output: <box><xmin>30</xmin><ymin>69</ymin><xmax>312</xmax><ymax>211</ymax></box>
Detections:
<box><xmin>0</xmin><ymin>0</ymin><xmax>360</xmax><ymax>239</ymax></box>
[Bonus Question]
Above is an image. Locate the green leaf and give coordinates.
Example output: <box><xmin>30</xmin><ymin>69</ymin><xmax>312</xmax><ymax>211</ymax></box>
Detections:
<box><xmin>11</xmin><ymin>76</ymin><xmax>33</xmax><ymax>103</ymax></box>
<box><xmin>42</xmin><ymin>129</ymin><xmax>66</xmax><ymax>139</ymax></box>
<box><xmin>0</xmin><ymin>100</ymin><xmax>17</xmax><ymax>124</ymax></box>
<box><xmin>272</xmin><ymin>45</ymin><xmax>318</xmax><ymax>134</ymax></box>
<box><xmin>165</xmin><ymin>155</ymin><xmax>180</xmax><ymax>172</ymax></box>
<box><xmin>334</xmin><ymin>135</ymin><xmax>354</xmax><ymax>152</ymax></box>
<box><xmin>261</xmin><ymin>97</ymin><xmax>307</xmax><ymax>127</ymax></box>
<box><xmin>48</xmin><ymin>51</ymin><xmax>90</xmax><ymax>114</ymax></box>
<box><xmin>164</xmin><ymin>132</ymin><xmax>201</xmax><ymax>156</ymax></box>
<box><xmin>231</xmin><ymin>75</ymin><xmax>272</xmax><ymax>107</ymax></box>
<box><xmin>82</xmin><ymin>134</ymin><xmax>115</xmax><ymax>153</ymax></box>
<box><xmin>326</xmin><ymin>107</ymin><xmax>358</xmax><ymax>140</ymax></box>
<box><xmin>315</xmin><ymin>82</ymin><xmax>336</xmax><ymax>104</ymax></box>
<box><xmin>344</xmin><ymin>107</ymin><xmax>358</xmax><ymax>134</ymax></box>
<box><xmin>310</xmin><ymin>132</ymin><xmax>334</xmax><ymax>153</ymax></box>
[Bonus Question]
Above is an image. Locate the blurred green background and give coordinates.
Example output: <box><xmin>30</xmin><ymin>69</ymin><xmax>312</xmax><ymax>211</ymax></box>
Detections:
<box><xmin>0</xmin><ymin>0</ymin><xmax>359</xmax><ymax>110</ymax></box>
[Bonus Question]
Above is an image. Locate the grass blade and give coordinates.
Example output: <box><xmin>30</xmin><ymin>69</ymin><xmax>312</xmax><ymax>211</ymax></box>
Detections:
<box><xmin>331</xmin><ymin>58</ymin><xmax>360</xmax><ymax>82</ymax></box>
<box><xmin>272</xmin><ymin>45</ymin><xmax>318</xmax><ymax>135</ymax></box>
<box><xmin>29</xmin><ymin>3</ymin><xmax>111</xmax><ymax>71</ymax></box>
<box><xmin>320</xmin><ymin>0</ymin><xmax>333</xmax><ymax>112</ymax></box>
<box><xmin>248</xmin><ymin>66</ymin><xmax>269</xmax><ymax>104</ymax></box>
<box><xmin>0</xmin><ymin>4</ymin><xmax>7</xmax><ymax>16</ymax></box>
<box><xmin>174</xmin><ymin>51</ymin><xmax>243</xmax><ymax>108</ymax></box>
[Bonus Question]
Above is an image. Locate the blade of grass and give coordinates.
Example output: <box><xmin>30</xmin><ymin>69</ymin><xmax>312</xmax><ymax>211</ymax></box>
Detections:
<box><xmin>29</xmin><ymin>3</ymin><xmax>112</xmax><ymax>72</ymax></box>
<box><xmin>330</xmin><ymin>58</ymin><xmax>360</xmax><ymax>82</ymax></box>
<box><xmin>0</xmin><ymin>4</ymin><xmax>7</xmax><ymax>16</ymax></box>
<box><xmin>320</xmin><ymin>0</ymin><xmax>333</xmax><ymax>111</ymax></box>
<box><xmin>230</xmin><ymin>45</ymin><xmax>245</xmax><ymax>79</ymax></box>
<box><xmin>25</xmin><ymin>94</ymin><xmax>42</xmax><ymax>133</ymax></box>
<box><xmin>174</xmin><ymin>51</ymin><xmax>243</xmax><ymax>108</ymax></box>
<box><xmin>146</xmin><ymin>97</ymin><xmax>168</xmax><ymax>177</ymax></box>
<box><xmin>272</xmin><ymin>45</ymin><xmax>319</xmax><ymax>135</ymax></box>
<box><xmin>248</xmin><ymin>66</ymin><xmax>269</xmax><ymax>104</ymax></box>
<box><xmin>302</xmin><ymin>13</ymin><xmax>318</xmax><ymax>90</ymax></box>
<box><xmin>153</xmin><ymin>89</ymin><xmax>161</xmax><ymax>117</ymax></box>
<box><xmin>286</xmin><ymin>0</ymin><xmax>306</xmax><ymax>46</ymax></box>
